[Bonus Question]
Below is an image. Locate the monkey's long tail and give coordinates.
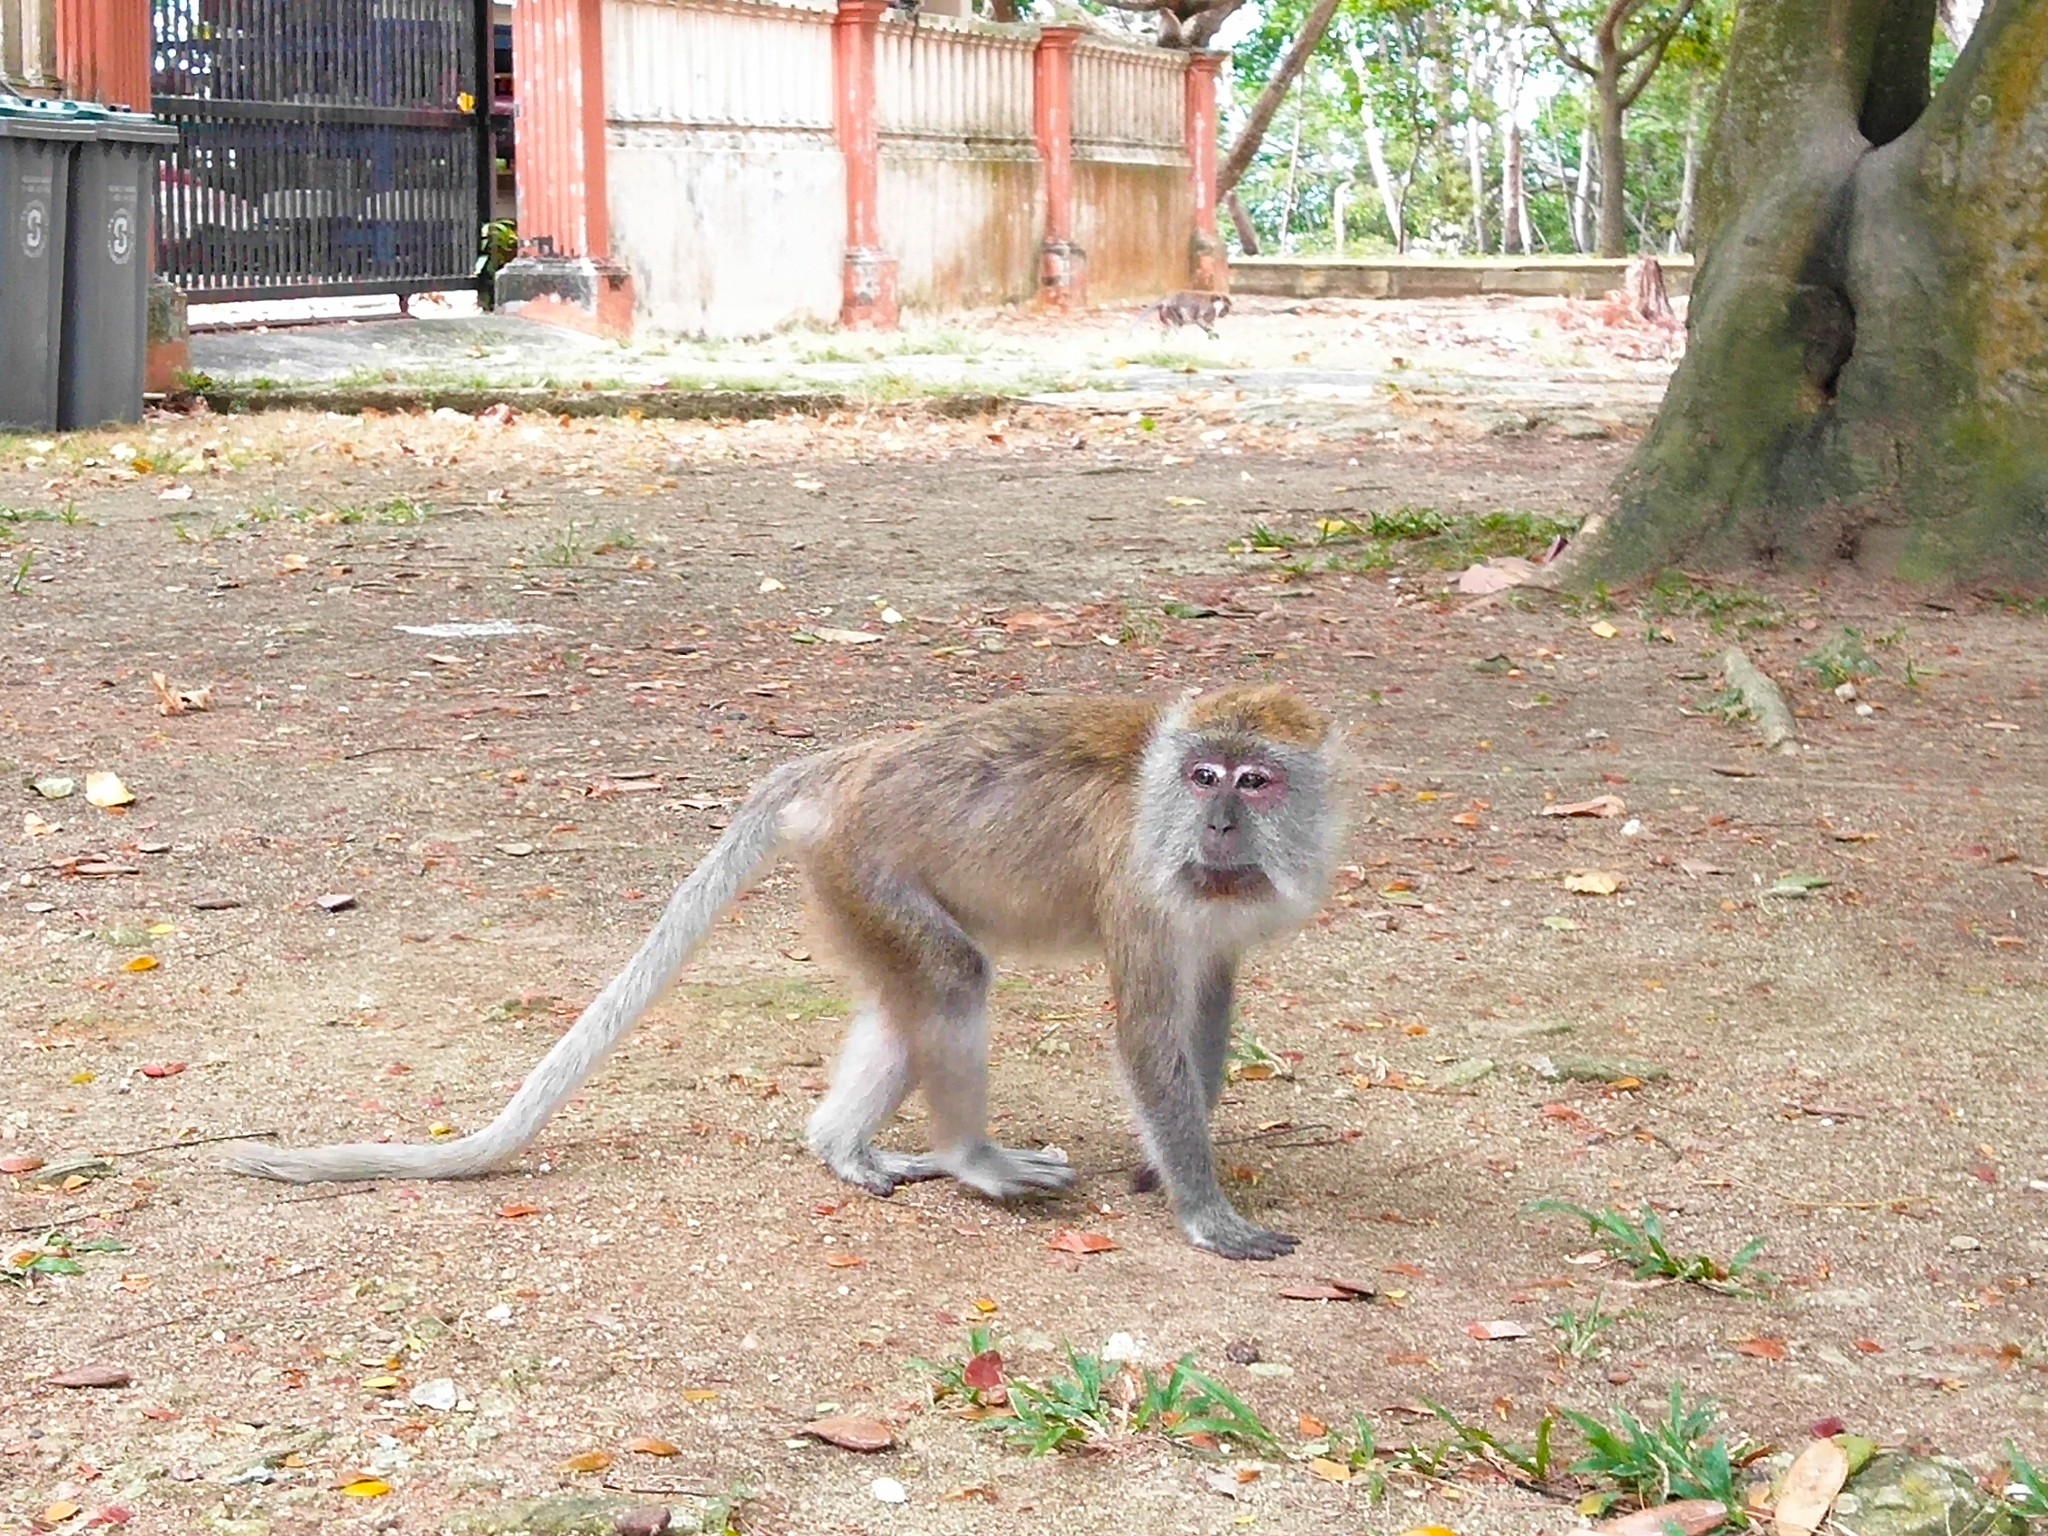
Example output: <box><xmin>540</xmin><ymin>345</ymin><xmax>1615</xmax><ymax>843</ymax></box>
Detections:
<box><xmin>223</xmin><ymin>757</ymin><xmax>828</xmax><ymax>1184</ymax></box>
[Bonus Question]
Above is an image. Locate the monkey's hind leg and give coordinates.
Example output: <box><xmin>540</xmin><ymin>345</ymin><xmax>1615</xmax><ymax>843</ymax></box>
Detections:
<box><xmin>806</xmin><ymin>1003</ymin><xmax>921</xmax><ymax>1198</ymax></box>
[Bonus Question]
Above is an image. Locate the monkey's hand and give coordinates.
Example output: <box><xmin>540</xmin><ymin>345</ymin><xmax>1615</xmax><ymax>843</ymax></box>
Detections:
<box><xmin>1183</xmin><ymin>1210</ymin><xmax>1298</xmax><ymax>1262</ymax></box>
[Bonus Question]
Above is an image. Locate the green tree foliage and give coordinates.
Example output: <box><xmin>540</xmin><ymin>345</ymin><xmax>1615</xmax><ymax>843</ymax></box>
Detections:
<box><xmin>1219</xmin><ymin>0</ymin><xmax>1731</xmax><ymax>258</ymax></box>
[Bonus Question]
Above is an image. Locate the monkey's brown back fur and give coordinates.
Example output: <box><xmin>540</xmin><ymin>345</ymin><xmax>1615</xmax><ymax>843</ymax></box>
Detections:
<box><xmin>807</xmin><ymin>694</ymin><xmax>1160</xmax><ymax>964</ymax></box>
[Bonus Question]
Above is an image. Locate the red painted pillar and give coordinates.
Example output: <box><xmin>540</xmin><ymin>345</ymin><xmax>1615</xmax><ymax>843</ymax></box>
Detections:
<box><xmin>834</xmin><ymin>0</ymin><xmax>897</xmax><ymax>329</ymax></box>
<box><xmin>497</xmin><ymin>0</ymin><xmax>634</xmax><ymax>336</ymax></box>
<box><xmin>1032</xmin><ymin>26</ymin><xmax>1084</xmax><ymax>309</ymax></box>
<box><xmin>1184</xmin><ymin>51</ymin><xmax>1227</xmax><ymax>293</ymax></box>
<box><xmin>56</xmin><ymin>0</ymin><xmax>151</xmax><ymax>109</ymax></box>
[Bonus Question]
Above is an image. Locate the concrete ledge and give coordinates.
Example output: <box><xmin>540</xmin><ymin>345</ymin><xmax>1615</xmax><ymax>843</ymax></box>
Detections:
<box><xmin>1231</xmin><ymin>256</ymin><xmax>1694</xmax><ymax>301</ymax></box>
<box><xmin>185</xmin><ymin>384</ymin><xmax>1014</xmax><ymax>420</ymax></box>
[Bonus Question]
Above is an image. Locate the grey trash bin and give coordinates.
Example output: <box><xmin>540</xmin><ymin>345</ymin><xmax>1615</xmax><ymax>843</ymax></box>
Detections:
<box><xmin>0</xmin><ymin>100</ymin><xmax>93</xmax><ymax>432</ymax></box>
<box><xmin>59</xmin><ymin>105</ymin><xmax>179</xmax><ymax>430</ymax></box>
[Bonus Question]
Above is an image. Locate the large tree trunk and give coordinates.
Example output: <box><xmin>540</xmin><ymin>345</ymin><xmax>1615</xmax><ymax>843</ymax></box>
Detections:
<box><xmin>1361</xmin><ymin>98</ymin><xmax>1405</xmax><ymax>250</ymax></box>
<box><xmin>1593</xmin><ymin>0</ymin><xmax>2048</xmax><ymax>585</ymax></box>
<box><xmin>1570</xmin><ymin>122</ymin><xmax>1596</xmax><ymax>253</ymax></box>
<box><xmin>1594</xmin><ymin>63</ymin><xmax>1628</xmax><ymax>257</ymax></box>
<box><xmin>1501</xmin><ymin>120</ymin><xmax>1528</xmax><ymax>254</ymax></box>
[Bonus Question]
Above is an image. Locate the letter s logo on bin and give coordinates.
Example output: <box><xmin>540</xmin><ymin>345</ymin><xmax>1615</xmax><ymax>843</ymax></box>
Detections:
<box><xmin>19</xmin><ymin>199</ymin><xmax>46</xmax><ymax>259</ymax></box>
<box><xmin>107</xmin><ymin>206</ymin><xmax>134</xmax><ymax>265</ymax></box>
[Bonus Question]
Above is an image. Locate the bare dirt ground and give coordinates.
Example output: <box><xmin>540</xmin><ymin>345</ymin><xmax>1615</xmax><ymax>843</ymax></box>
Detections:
<box><xmin>1</xmin><ymin>385</ymin><xmax>2044</xmax><ymax>1536</ymax></box>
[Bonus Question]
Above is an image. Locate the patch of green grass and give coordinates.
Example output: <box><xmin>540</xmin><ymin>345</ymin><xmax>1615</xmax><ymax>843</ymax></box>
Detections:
<box><xmin>536</xmin><ymin>524</ymin><xmax>587</xmax><ymax>567</ymax></box>
<box><xmin>1125</xmin><ymin>348</ymin><xmax>1215</xmax><ymax>370</ymax></box>
<box><xmin>1524</xmin><ymin>1200</ymin><xmax>1772</xmax><ymax>1295</ymax></box>
<box><xmin>0</xmin><ymin>504</ymin><xmax>61</xmax><ymax>526</ymax></box>
<box><xmin>2007</xmin><ymin>1444</ymin><xmax>2048</xmax><ymax>1518</ymax></box>
<box><xmin>1235</xmin><ymin>507</ymin><xmax>1578</xmax><ymax>575</ymax></box>
<box><xmin>1422</xmin><ymin>1400</ymin><xmax>1556</xmax><ymax>1483</ymax></box>
<box><xmin>982</xmin><ymin>1347</ymin><xmax>1276</xmax><ymax>1458</ymax></box>
<box><xmin>668</xmin><ymin>975</ymin><xmax>849</xmax><ymax>1023</ymax></box>
<box><xmin>1549</xmin><ymin>1294</ymin><xmax>1623</xmax><ymax>1361</ymax></box>
<box><xmin>3</xmin><ymin>1230</ymin><xmax>127</xmax><ymax>1288</ymax></box>
<box><xmin>314</xmin><ymin>495</ymin><xmax>431</xmax><ymax>527</ymax></box>
<box><xmin>913</xmin><ymin>1325</ymin><xmax>1004</xmax><ymax>1408</ymax></box>
<box><xmin>1225</xmin><ymin>1031</ymin><xmax>1292</xmax><ymax>1082</ymax></box>
<box><xmin>1304</xmin><ymin>1414</ymin><xmax>1390</xmax><ymax>1498</ymax></box>
<box><xmin>1563</xmin><ymin>1385</ymin><xmax>1754</xmax><ymax>1518</ymax></box>
<box><xmin>1805</xmin><ymin>626</ymin><xmax>1883</xmax><ymax>688</ymax></box>
<box><xmin>1644</xmin><ymin>569</ymin><xmax>1784</xmax><ymax>632</ymax></box>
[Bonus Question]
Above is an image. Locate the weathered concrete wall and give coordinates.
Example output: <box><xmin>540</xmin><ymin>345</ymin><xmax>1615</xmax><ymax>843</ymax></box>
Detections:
<box><xmin>602</xmin><ymin>0</ymin><xmax>844</xmax><ymax>337</ymax></box>
<box><xmin>1070</xmin><ymin>40</ymin><xmax>1190</xmax><ymax>302</ymax></box>
<box><xmin>875</xmin><ymin>14</ymin><xmax>1041</xmax><ymax>311</ymax></box>
<box><xmin>1231</xmin><ymin>255</ymin><xmax>1697</xmax><ymax>301</ymax></box>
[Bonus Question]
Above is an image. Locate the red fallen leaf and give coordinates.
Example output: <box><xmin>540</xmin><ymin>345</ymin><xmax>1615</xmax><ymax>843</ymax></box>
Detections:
<box><xmin>803</xmin><ymin>1414</ymin><xmax>895</xmax><ymax>1452</ymax></box>
<box><xmin>1971</xmin><ymin>1163</ymin><xmax>1999</xmax><ymax>1184</ymax></box>
<box><xmin>1385</xmin><ymin>1352</ymin><xmax>1434</xmax><ymax>1367</ymax></box>
<box><xmin>497</xmin><ymin>1203</ymin><xmax>541</xmax><ymax>1220</ymax></box>
<box><xmin>49</xmin><ymin>1363</ymin><xmax>133</xmax><ymax>1389</ymax></box>
<box><xmin>962</xmin><ymin>1351</ymin><xmax>1005</xmax><ymax>1391</ymax></box>
<box><xmin>1734</xmin><ymin>1336</ymin><xmax>1789</xmax><ymax>1361</ymax></box>
<box><xmin>1047</xmin><ymin>1229</ymin><xmax>1118</xmax><ymax>1255</ymax></box>
<box><xmin>1383</xmin><ymin>1261</ymin><xmax>1429</xmax><ymax>1278</ymax></box>
<box><xmin>1180</xmin><ymin>1431</ymin><xmax>1223</xmax><ymax>1453</ymax></box>
<box><xmin>1595</xmin><ymin>1498</ymin><xmax>1730</xmax><ymax>1536</ymax></box>
<box><xmin>1810</xmin><ymin>1415</ymin><xmax>1848</xmax><ymax>1438</ymax></box>
<box><xmin>1852</xmin><ymin>1338</ymin><xmax>1885</xmax><ymax>1354</ymax></box>
<box><xmin>139</xmin><ymin>1407</ymin><xmax>177</xmax><ymax>1421</ymax></box>
<box><xmin>85</xmin><ymin>1510</ymin><xmax>134</xmax><ymax>1529</ymax></box>
<box><xmin>825</xmin><ymin>1252</ymin><xmax>866</xmax><ymax>1269</ymax></box>
<box><xmin>1279</xmin><ymin>1283</ymin><xmax>1364</xmax><ymax>1301</ymax></box>
<box><xmin>138</xmin><ymin>1062</ymin><xmax>187</xmax><ymax>1078</ymax></box>
<box><xmin>0</xmin><ymin>1155</ymin><xmax>45</xmax><ymax>1175</ymax></box>
<box><xmin>1540</xmin><ymin>1103</ymin><xmax>1591</xmax><ymax>1127</ymax></box>
<box><xmin>1467</xmin><ymin>1319</ymin><xmax>1532</xmax><ymax>1341</ymax></box>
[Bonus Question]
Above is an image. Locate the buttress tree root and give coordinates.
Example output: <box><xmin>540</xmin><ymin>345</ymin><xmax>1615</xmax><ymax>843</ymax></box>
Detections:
<box><xmin>1590</xmin><ymin>0</ymin><xmax>2048</xmax><ymax>586</ymax></box>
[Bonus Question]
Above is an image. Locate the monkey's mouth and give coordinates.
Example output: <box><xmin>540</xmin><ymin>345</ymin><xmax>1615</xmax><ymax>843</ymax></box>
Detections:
<box><xmin>1185</xmin><ymin>863</ymin><xmax>1273</xmax><ymax>900</ymax></box>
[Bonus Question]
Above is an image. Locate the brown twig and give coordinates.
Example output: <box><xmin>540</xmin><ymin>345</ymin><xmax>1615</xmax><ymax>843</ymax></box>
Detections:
<box><xmin>104</xmin><ymin>1130</ymin><xmax>280</xmax><ymax>1158</ymax></box>
<box><xmin>342</xmin><ymin>743</ymin><xmax>437</xmax><ymax>760</ymax></box>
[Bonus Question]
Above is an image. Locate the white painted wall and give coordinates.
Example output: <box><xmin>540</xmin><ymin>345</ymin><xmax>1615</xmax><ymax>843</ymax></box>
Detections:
<box><xmin>603</xmin><ymin>0</ymin><xmax>845</xmax><ymax>337</ymax></box>
<box><xmin>876</xmin><ymin>14</ymin><xmax>1041</xmax><ymax>311</ymax></box>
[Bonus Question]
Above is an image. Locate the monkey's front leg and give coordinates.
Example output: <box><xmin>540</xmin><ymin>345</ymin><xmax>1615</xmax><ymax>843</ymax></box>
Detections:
<box><xmin>1131</xmin><ymin>960</ymin><xmax>1232</xmax><ymax>1195</ymax></box>
<box><xmin>1115</xmin><ymin>954</ymin><xmax>1296</xmax><ymax>1261</ymax></box>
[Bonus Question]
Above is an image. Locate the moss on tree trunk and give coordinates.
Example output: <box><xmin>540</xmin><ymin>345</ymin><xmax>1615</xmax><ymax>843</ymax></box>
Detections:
<box><xmin>1592</xmin><ymin>0</ymin><xmax>2048</xmax><ymax>585</ymax></box>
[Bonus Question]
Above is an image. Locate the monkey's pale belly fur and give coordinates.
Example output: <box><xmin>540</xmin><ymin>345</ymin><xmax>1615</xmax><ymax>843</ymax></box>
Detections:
<box><xmin>225</xmin><ymin>685</ymin><xmax>1342</xmax><ymax>1261</ymax></box>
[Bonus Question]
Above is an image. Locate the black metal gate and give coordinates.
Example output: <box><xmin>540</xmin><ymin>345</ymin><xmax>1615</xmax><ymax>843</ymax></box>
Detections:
<box><xmin>150</xmin><ymin>0</ymin><xmax>493</xmax><ymax>301</ymax></box>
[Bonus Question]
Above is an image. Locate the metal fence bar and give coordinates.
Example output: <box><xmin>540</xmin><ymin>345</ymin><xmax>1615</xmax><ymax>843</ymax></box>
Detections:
<box><xmin>149</xmin><ymin>0</ymin><xmax>484</xmax><ymax>300</ymax></box>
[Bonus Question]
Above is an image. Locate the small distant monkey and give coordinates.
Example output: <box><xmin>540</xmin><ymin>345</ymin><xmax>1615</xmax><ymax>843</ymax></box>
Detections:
<box><xmin>226</xmin><ymin>686</ymin><xmax>1343</xmax><ymax>1260</ymax></box>
<box><xmin>1138</xmin><ymin>290</ymin><xmax>1232</xmax><ymax>338</ymax></box>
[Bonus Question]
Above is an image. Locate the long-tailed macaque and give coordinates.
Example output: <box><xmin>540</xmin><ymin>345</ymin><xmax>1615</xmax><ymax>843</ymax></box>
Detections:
<box><xmin>226</xmin><ymin>686</ymin><xmax>1343</xmax><ymax>1260</ymax></box>
<box><xmin>1138</xmin><ymin>291</ymin><xmax>1232</xmax><ymax>338</ymax></box>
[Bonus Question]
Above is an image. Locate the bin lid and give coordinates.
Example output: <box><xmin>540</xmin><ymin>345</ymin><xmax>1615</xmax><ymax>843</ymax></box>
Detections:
<box><xmin>54</xmin><ymin>101</ymin><xmax>182</xmax><ymax>144</ymax></box>
<box><xmin>0</xmin><ymin>99</ymin><xmax>98</xmax><ymax>141</ymax></box>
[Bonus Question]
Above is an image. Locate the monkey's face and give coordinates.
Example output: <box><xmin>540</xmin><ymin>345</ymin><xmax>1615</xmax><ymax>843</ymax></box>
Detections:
<box><xmin>1181</xmin><ymin>751</ymin><xmax>1288</xmax><ymax>897</ymax></box>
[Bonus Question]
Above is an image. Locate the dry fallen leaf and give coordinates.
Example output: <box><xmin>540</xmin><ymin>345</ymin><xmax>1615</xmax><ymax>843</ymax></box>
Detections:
<box><xmin>1466</xmin><ymin>1319</ymin><xmax>1532</xmax><ymax>1341</ymax></box>
<box><xmin>625</xmin><ymin>1436</ymin><xmax>678</xmax><ymax>1458</ymax></box>
<box><xmin>84</xmin><ymin>771</ymin><xmax>135</xmax><ymax>808</ymax></box>
<box><xmin>962</xmin><ymin>1351</ymin><xmax>1005</xmax><ymax>1391</ymax></box>
<box><xmin>811</xmin><ymin>627</ymin><xmax>883</xmax><ymax>645</ymax></box>
<box><xmin>1596</xmin><ymin>1501</ymin><xmax>1728</xmax><ymax>1536</ymax></box>
<box><xmin>1542</xmin><ymin>794</ymin><xmax>1627</xmax><ymax>819</ymax></box>
<box><xmin>138</xmin><ymin>1061</ymin><xmax>185</xmax><ymax>1076</ymax></box>
<box><xmin>148</xmin><ymin>672</ymin><xmax>213</xmax><ymax>716</ymax></box>
<box><xmin>1047</xmin><ymin>1229</ymin><xmax>1118</xmax><ymax>1255</ymax></box>
<box><xmin>1774</xmin><ymin>1437</ymin><xmax>1850</xmax><ymax>1536</ymax></box>
<box><xmin>825</xmin><ymin>1252</ymin><xmax>866</xmax><ymax>1269</ymax></box>
<box><xmin>1734</xmin><ymin>1336</ymin><xmax>1790</xmax><ymax>1361</ymax></box>
<box><xmin>49</xmin><ymin>1363</ymin><xmax>133</xmax><ymax>1389</ymax></box>
<box><xmin>1278</xmin><ymin>1282</ymin><xmax>1366</xmax><ymax>1302</ymax></box>
<box><xmin>1308</xmin><ymin>1457</ymin><xmax>1353</xmax><ymax>1483</ymax></box>
<box><xmin>40</xmin><ymin>1503</ymin><xmax>84</xmax><ymax>1528</ymax></box>
<box><xmin>497</xmin><ymin>1202</ymin><xmax>541</xmax><ymax>1219</ymax></box>
<box><xmin>559</xmin><ymin>1450</ymin><xmax>614</xmax><ymax>1474</ymax></box>
<box><xmin>1</xmin><ymin>1155</ymin><xmax>46</xmax><ymax>1175</ymax></box>
<box><xmin>1588</xmin><ymin>620</ymin><xmax>1620</xmax><ymax>639</ymax></box>
<box><xmin>804</xmin><ymin>1414</ymin><xmax>896</xmax><ymax>1452</ymax></box>
<box><xmin>339</xmin><ymin>1478</ymin><xmax>391</xmax><ymax>1498</ymax></box>
<box><xmin>1563</xmin><ymin>870</ymin><xmax>1625</xmax><ymax>896</ymax></box>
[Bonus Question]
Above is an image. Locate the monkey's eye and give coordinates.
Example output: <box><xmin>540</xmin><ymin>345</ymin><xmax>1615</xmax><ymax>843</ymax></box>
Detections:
<box><xmin>1235</xmin><ymin>767</ymin><xmax>1272</xmax><ymax>792</ymax></box>
<box><xmin>1189</xmin><ymin>764</ymin><xmax>1224</xmax><ymax>789</ymax></box>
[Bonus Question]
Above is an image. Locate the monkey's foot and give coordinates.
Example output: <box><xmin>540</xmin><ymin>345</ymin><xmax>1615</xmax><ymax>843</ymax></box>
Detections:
<box><xmin>815</xmin><ymin>1143</ymin><xmax>922</xmax><ymax>1200</ymax></box>
<box><xmin>1184</xmin><ymin>1210</ymin><xmax>1298</xmax><ymax>1262</ymax></box>
<box><xmin>938</xmin><ymin>1141</ymin><xmax>1076</xmax><ymax>1202</ymax></box>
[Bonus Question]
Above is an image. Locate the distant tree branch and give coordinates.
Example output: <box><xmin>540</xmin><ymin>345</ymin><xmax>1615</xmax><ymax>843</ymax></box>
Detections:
<box><xmin>1216</xmin><ymin>0</ymin><xmax>1343</xmax><ymax>193</ymax></box>
<box><xmin>1529</xmin><ymin>3</ymin><xmax>1593</xmax><ymax>74</ymax></box>
<box><xmin>1619</xmin><ymin>0</ymin><xmax>1696</xmax><ymax>102</ymax></box>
